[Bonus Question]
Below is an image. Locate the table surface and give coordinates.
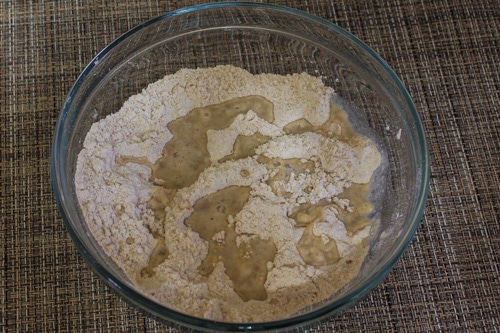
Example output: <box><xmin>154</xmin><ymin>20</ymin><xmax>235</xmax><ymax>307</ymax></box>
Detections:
<box><xmin>1</xmin><ymin>1</ymin><xmax>499</xmax><ymax>332</ymax></box>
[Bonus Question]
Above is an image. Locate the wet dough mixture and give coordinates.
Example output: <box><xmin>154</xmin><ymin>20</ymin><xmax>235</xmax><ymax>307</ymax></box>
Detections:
<box><xmin>75</xmin><ymin>65</ymin><xmax>382</xmax><ymax>322</ymax></box>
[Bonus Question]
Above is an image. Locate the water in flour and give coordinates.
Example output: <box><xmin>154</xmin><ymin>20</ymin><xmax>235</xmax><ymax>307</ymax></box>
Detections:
<box><xmin>75</xmin><ymin>65</ymin><xmax>382</xmax><ymax>322</ymax></box>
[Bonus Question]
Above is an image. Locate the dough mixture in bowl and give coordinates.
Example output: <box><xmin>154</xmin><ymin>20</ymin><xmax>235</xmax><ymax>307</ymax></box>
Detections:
<box><xmin>75</xmin><ymin>65</ymin><xmax>382</xmax><ymax>322</ymax></box>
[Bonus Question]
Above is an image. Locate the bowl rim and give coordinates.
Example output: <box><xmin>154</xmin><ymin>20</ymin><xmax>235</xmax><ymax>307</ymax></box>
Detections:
<box><xmin>51</xmin><ymin>1</ymin><xmax>430</xmax><ymax>331</ymax></box>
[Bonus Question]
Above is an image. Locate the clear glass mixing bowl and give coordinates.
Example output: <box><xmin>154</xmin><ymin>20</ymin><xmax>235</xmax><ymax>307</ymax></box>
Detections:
<box><xmin>51</xmin><ymin>2</ymin><xmax>429</xmax><ymax>331</ymax></box>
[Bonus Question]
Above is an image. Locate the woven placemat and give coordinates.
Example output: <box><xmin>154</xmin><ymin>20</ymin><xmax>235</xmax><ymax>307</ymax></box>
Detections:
<box><xmin>1</xmin><ymin>0</ymin><xmax>498</xmax><ymax>332</ymax></box>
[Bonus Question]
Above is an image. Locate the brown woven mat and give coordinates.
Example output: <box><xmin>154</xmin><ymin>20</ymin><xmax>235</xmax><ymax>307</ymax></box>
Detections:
<box><xmin>1</xmin><ymin>0</ymin><xmax>499</xmax><ymax>332</ymax></box>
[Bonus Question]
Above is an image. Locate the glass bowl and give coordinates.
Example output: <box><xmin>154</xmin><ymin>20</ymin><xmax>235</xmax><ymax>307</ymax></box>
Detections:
<box><xmin>51</xmin><ymin>2</ymin><xmax>429</xmax><ymax>332</ymax></box>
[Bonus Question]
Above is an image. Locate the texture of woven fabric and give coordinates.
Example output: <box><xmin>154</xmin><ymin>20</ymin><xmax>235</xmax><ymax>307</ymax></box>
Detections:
<box><xmin>1</xmin><ymin>1</ymin><xmax>498</xmax><ymax>332</ymax></box>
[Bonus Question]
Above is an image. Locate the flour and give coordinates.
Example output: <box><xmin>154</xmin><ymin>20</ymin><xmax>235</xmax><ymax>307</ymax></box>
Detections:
<box><xmin>75</xmin><ymin>65</ymin><xmax>382</xmax><ymax>322</ymax></box>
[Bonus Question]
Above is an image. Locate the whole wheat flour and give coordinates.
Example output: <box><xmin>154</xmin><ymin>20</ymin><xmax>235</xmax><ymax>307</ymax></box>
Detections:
<box><xmin>75</xmin><ymin>65</ymin><xmax>382</xmax><ymax>322</ymax></box>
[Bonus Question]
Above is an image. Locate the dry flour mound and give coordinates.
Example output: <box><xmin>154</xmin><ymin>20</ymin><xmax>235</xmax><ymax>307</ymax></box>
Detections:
<box><xmin>75</xmin><ymin>65</ymin><xmax>381</xmax><ymax>322</ymax></box>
